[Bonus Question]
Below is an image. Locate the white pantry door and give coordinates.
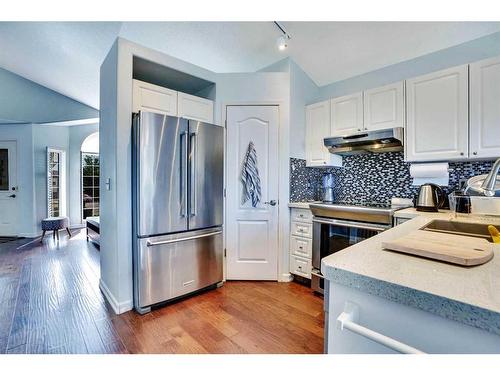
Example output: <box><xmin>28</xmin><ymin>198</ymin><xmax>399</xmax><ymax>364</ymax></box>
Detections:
<box><xmin>226</xmin><ymin>105</ymin><xmax>279</xmax><ymax>280</ymax></box>
<box><xmin>0</xmin><ymin>141</ymin><xmax>18</xmax><ymax>236</ymax></box>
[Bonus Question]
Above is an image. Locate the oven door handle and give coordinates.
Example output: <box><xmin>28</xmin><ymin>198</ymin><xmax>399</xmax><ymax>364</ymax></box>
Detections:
<box><xmin>312</xmin><ymin>218</ymin><xmax>388</xmax><ymax>232</ymax></box>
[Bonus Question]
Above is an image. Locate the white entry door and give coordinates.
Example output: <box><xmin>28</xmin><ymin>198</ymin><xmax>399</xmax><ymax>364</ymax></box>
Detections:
<box><xmin>226</xmin><ymin>105</ymin><xmax>279</xmax><ymax>280</ymax></box>
<box><xmin>0</xmin><ymin>141</ymin><xmax>18</xmax><ymax>236</ymax></box>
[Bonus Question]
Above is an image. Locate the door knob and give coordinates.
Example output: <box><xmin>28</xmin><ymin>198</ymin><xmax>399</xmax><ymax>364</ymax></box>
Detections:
<box><xmin>264</xmin><ymin>200</ymin><xmax>277</xmax><ymax>206</ymax></box>
<box><xmin>8</xmin><ymin>194</ymin><xmax>16</xmax><ymax>198</ymax></box>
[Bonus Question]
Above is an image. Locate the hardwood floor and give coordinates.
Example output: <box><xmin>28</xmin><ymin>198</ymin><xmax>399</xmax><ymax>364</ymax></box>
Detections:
<box><xmin>0</xmin><ymin>230</ymin><xmax>324</xmax><ymax>354</ymax></box>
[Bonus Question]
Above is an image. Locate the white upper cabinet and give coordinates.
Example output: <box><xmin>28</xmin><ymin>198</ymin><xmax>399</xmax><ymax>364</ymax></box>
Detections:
<box><xmin>469</xmin><ymin>56</ymin><xmax>500</xmax><ymax>159</ymax></box>
<box><xmin>330</xmin><ymin>92</ymin><xmax>363</xmax><ymax>136</ymax></box>
<box><xmin>363</xmin><ymin>81</ymin><xmax>404</xmax><ymax>131</ymax></box>
<box><xmin>177</xmin><ymin>92</ymin><xmax>214</xmax><ymax>123</ymax></box>
<box><xmin>133</xmin><ymin>79</ymin><xmax>178</xmax><ymax>116</ymax></box>
<box><xmin>132</xmin><ymin>79</ymin><xmax>215</xmax><ymax>124</ymax></box>
<box><xmin>306</xmin><ymin>101</ymin><xmax>342</xmax><ymax>167</ymax></box>
<box><xmin>405</xmin><ymin>65</ymin><xmax>469</xmax><ymax>162</ymax></box>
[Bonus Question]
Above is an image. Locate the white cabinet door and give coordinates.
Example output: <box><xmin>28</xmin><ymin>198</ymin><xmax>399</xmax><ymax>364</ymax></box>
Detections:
<box><xmin>470</xmin><ymin>56</ymin><xmax>500</xmax><ymax>159</ymax></box>
<box><xmin>406</xmin><ymin>65</ymin><xmax>469</xmax><ymax>162</ymax></box>
<box><xmin>363</xmin><ymin>81</ymin><xmax>404</xmax><ymax>131</ymax></box>
<box><xmin>132</xmin><ymin>79</ymin><xmax>178</xmax><ymax>116</ymax></box>
<box><xmin>178</xmin><ymin>92</ymin><xmax>214</xmax><ymax>123</ymax></box>
<box><xmin>306</xmin><ymin>101</ymin><xmax>342</xmax><ymax>167</ymax></box>
<box><xmin>330</xmin><ymin>92</ymin><xmax>363</xmax><ymax>136</ymax></box>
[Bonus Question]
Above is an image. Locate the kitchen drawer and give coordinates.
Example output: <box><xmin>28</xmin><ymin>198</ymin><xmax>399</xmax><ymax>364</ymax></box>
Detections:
<box><xmin>290</xmin><ymin>255</ymin><xmax>311</xmax><ymax>279</ymax></box>
<box><xmin>290</xmin><ymin>235</ymin><xmax>312</xmax><ymax>258</ymax></box>
<box><xmin>291</xmin><ymin>222</ymin><xmax>313</xmax><ymax>238</ymax></box>
<box><xmin>291</xmin><ymin>208</ymin><xmax>313</xmax><ymax>222</ymax></box>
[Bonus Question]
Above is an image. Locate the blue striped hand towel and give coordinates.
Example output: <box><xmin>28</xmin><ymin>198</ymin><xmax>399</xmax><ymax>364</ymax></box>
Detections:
<box><xmin>241</xmin><ymin>141</ymin><xmax>262</xmax><ymax>207</ymax></box>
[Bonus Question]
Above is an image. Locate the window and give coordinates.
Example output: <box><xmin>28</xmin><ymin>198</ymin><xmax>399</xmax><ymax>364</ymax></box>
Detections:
<box><xmin>0</xmin><ymin>148</ymin><xmax>8</xmax><ymax>191</ymax></box>
<box><xmin>47</xmin><ymin>148</ymin><xmax>66</xmax><ymax>217</ymax></box>
<box><xmin>81</xmin><ymin>153</ymin><xmax>99</xmax><ymax>219</ymax></box>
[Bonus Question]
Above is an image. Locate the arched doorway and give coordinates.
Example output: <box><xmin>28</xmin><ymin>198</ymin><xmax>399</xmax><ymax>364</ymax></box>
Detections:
<box><xmin>81</xmin><ymin>132</ymin><xmax>99</xmax><ymax>220</ymax></box>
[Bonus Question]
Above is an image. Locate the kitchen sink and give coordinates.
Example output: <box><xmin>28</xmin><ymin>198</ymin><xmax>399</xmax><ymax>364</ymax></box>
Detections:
<box><xmin>420</xmin><ymin>220</ymin><xmax>494</xmax><ymax>243</ymax></box>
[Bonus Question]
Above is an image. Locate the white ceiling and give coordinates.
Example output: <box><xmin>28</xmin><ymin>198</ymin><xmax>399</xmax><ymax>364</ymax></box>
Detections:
<box><xmin>1</xmin><ymin>21</ymin><xmax>500</xmax><ymax>109</ymax></box>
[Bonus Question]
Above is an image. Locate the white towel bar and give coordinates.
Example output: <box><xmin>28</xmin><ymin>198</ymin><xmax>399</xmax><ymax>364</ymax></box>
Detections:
<box><xmin>336</xmin><ymin>303</ymin><xmax>425</xmax><ymax>354</ymax></box>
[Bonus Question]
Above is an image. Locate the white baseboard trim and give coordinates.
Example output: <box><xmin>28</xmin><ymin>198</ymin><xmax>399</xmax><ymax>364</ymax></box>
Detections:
<box><xmin>19</xmin><ymin>231</ymin><xmax>42</xmax><ymax>238</ymax></box>
<box><xmin>99</xmin><ymin>279</ymin><xmax>133</xmax><ymax>314</ymax></box>
<box><xmin>279</xmin><ymin>273</ymin><xmax>293</xmax><ymax>282</ymax></box>
<box><xmin>19</xmin><ymin>225</ymin><xmax>85</xmax><ymax>238</ymax></box>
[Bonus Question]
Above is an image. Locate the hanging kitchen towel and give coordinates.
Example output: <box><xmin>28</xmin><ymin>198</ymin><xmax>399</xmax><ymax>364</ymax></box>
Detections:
<box><xmin>241</xmin><ymin>141</ymin><xmax>262</xmax><ymax>207</ymax></box>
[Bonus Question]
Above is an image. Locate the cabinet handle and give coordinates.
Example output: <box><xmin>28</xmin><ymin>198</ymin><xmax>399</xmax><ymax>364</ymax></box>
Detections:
<box><xmin>299</xmin><ymin>246</ymin><xmax>303</xmax><ymax>250</ymax></box>
<box><xmin>473</xmin><ymin>152</ymin><xmax>477</xmax><ymax>155</ymax></box>
<box><xmin>357</xmin><ymin>128</ymin><xmax>361</xmax><ymax>131</ymax></box>
<box><xmin>460</xmin><ymin>152</ymin><xmax>464</xmax><ymax>156</ymax></box>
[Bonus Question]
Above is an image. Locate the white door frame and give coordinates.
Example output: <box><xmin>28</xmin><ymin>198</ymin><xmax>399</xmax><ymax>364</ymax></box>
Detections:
<box><xmin>222</xmin><ymin>101</ymin><xmax>292</xmax><ymax>282</ymax></box>
<box><xmin>46</xmin><ymin>147</ymin><xmax>67</xmax><ymax>217</ymax></box>
<box><xmin>0</xmin><ymin>140</ymin><xmax>18</xmax><ymax>236</ymax></box>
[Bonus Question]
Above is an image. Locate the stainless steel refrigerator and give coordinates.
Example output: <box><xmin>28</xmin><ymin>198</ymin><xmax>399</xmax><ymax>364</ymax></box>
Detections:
<box><xmin>132</xmin><ymin>111</ymin><xmax>224</xmax><ymax>314</ymax></box>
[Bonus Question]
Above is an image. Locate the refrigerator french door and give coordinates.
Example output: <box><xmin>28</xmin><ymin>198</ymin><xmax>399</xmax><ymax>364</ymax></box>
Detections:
<box><xmin>132</xmin><ymin>111</ymin><xmax>223</xmax><ymax>314</ymax></box>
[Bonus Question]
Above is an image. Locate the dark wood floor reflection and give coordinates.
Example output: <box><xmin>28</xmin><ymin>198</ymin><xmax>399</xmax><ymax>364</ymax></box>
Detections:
<box><xmin>0</xmin><ymin>231</ymin><xmax>324</xmax><ymax>354</ymax></box>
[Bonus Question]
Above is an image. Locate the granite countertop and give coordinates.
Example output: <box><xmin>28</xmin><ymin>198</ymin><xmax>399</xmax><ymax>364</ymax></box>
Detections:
<box><xmin>288</xmin><ymin>201</ymin><xmax>320</xmax><ymax>209</ymax></box>
<box><xmin>322</xmin><ymin>212</ymin><xmax>500</xmax><ymax>335</ymax></box>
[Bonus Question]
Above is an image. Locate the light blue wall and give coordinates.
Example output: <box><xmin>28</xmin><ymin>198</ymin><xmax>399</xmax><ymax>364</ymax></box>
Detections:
<box><xmin>0</xmin><ymin>67</ymin><xmax>98</xmax><ymax>123</ymax></box>
<box><xmin>317</xmin><ymin>31</ymin><xmax>500</xmax><ymax>101</ymax></box>
<box><xmin>258</xmin><ymin>57</ymin><xmax>291</xmax><ymax>73</ymax></box>
<box><xmin>259</xmin><ymin>58</ymin><xmax>319</xmax><ymax>159</ymax></box>
<box><xmin>289</xmin><ymin>60</ymin><xmax>319</xmax><ymax>159</ymax></box>
<box><xmin>0</xmin><ymin>122</ymin><xmax>97</xmax><ymax>236</ymax></box>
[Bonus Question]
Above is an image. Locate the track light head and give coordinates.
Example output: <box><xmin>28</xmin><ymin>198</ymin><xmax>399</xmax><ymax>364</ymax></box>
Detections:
<box><xmin>277</xmin><ymin>35</ymin><xmax>288</xmax><ymax>51</ymax></box>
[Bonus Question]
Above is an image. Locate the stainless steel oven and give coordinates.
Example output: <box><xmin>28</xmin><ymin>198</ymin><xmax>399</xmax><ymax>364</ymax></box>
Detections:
<box><xmin>310</xmin><ymin>203</ymin><xmax>395</xmax><ymax>294</ymax></box>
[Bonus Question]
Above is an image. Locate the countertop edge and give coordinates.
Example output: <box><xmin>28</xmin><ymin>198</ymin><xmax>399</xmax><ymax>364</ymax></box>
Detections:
<box><xmin>324</xmin><ymin>266</ymin><xmax>500</xmax><ymax>336</ymax></box>
<box><xmin>288</xmin><ymin>202</ymin><xmax>317</xmax><ymax>209</ymax></box>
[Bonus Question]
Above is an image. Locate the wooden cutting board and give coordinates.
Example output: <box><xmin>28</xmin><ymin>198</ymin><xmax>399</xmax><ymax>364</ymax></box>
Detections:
<box><xmin>382</xmin><ymin>230</ymin><xmax>495</xmax><ymax>266</ymax></box>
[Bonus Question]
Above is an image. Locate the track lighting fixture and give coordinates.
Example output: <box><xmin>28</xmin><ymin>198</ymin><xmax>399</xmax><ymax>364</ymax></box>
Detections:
<box><xmin>274</xmin><ymin>21</ymin><xmax>291</xmax><ymax>51</ymax></box>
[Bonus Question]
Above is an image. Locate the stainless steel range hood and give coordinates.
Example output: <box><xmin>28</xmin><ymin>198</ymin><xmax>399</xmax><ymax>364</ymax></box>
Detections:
<box><xmin>324</xmin><ymin>127</ymin><xmax>404</xmax><ymax>156</ymax></box>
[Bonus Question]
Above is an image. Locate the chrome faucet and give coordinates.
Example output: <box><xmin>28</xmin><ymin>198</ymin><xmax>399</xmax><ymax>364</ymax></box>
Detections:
<box><xmin>465</xmin><ymin>158</ymin><xmax>500</xmax><ymax>197</ymax></box>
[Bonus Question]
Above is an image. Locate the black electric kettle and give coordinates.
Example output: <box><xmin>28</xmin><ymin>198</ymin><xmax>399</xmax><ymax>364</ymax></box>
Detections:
<box><xmin>415</xmin><ymin>183</ymin><xmax>445</xmax><ymax>212</ymax></box>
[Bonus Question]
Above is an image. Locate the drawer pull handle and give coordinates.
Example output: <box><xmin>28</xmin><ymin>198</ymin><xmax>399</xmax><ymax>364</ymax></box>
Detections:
<box><xmin>299</xmin><ymin>246</ymin><xmax>303</xmax><ymax>250</ymax></box>
<box><xmin>337</xmin><ymin>303</ymin><xmax>425</xmax><ymax>354</ymax></box>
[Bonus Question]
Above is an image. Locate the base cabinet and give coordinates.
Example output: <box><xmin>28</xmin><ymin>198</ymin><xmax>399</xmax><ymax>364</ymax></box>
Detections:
<box><xmin>326</xmin><ymin>282</ymin><xmax>500</xmax><ymax>354</ymax></box>
<box><xmin>289</xmin><ymin>208</ymin><xmax>313</xmax><ymax>279</ymax></box>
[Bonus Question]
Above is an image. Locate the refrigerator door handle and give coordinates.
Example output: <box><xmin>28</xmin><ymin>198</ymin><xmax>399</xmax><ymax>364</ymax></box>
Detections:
<box><xmin>190</xmin><ymin>132</ymin><xmax>197</xmax><ymax>217</ymax></box>
<box><xmin>180</xmin><ymin>130</ymin><xmax>188</xmax><ymax>217</ymax></box>
<box><xmin>146</xmin><ymin>230</ymin><xmax>222</xmax><ymax>247</ymax></box>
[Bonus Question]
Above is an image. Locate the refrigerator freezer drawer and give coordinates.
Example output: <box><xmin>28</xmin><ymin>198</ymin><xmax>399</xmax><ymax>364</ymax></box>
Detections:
<box><xmin>134</xmin><ymin>228</ymin><xmax>223</xmax><ymax>310</ymax></box>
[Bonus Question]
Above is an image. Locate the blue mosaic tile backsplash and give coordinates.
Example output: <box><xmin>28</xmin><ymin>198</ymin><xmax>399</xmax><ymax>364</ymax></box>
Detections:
<box><xmin>290</xmin><ymin>153</ymin><xmax>494</xmax><ymax>206</ymax></box>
